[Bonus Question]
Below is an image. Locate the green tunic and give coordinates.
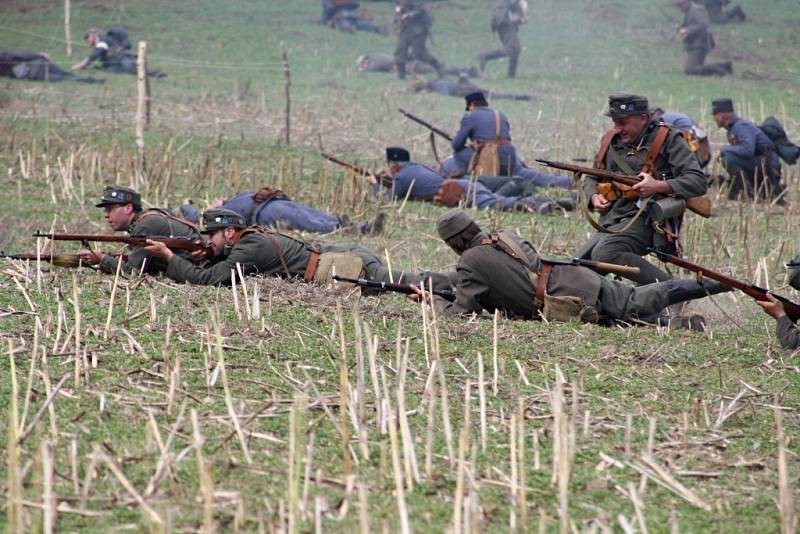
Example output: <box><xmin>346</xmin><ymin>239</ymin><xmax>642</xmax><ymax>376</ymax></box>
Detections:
<box><xmin>435</xmin><ymin>229</ymin><xmax>671</xmax><ymax>324</ymax></box>
<box><xmin>777</xmin><ymin>316</ymin><xmax>800</xmax><ymax>350</ymax></box>
<box><xmin>99</xmin><ymin>209</ymin><xmax>200</xmax><ymax>275</ymax></box>
<box><xmin>577</xmin><ymin>120</ymin><xmax>707</xmax><ymax>285</ymax></box>
<box><xmin>165</xmin><ymin>230</ymin><xmax>423</xmax><ymax>287</ymax></box>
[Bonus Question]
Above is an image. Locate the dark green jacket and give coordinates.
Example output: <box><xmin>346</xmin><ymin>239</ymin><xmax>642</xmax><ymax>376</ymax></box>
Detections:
<box><xmin>435</xmin><ymin>230</ymin><xmax>601</xmax><ymax>319</ymax></box>
<box><xmin>582</xmin><ymin>120</ymin><xmax>708</xmax><ymax>227</ymax></box>
<box><xmin>165</xmin><ymin>231</ymin><xmax>310</xmax><ymax>285</ymax></box>
<box><xmin>681</xmin><ymin>2</ymin><xmax>713</xmax><ymax>52</ymax></box>
<box><xmin>777</xmin><ymin>316</ymin><xmax>800</xmax><ymax>350</ymax></box>
<box><xmin>100</xmin><ymin>209</ymin><xmax>200</xmax><ymax>275</ymax></box>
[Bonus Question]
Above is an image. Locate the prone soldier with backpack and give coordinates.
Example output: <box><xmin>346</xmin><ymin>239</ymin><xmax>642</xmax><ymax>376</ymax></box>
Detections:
<box><xmin>73</xmin><ymin>27</ymin><xmax>165</xmax><ymax>77</ymax></box>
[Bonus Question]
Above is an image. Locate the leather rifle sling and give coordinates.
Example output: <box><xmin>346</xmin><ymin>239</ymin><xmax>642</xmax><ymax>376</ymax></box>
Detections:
<box><xmin>303</xmin><ymin>248</ymin><xmax>321</xmax><ymax>282</ymax></box>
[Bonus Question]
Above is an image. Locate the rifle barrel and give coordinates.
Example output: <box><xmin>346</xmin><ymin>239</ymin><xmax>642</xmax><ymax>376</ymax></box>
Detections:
<box><xmin>33</xmin><ymin>232</ymin><xmax>209</xmax><ymax>254</ymax></box>
<box><xmin>333</xmin><ymin>274</ymin><xmax>456</xmax><ymax>301</ymax></box>
<box><xmin>650</xmin><ymin>248</ymin><xmax>800</xmax><ymax>322</ymax></box>
<box><xmin>397</xmin><ymin>108</ymin><xmax>453</xmax><ymax>141</ymax></box>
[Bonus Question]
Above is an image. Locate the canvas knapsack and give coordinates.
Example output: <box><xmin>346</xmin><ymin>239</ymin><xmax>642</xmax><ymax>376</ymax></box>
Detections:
<box><xmin>759</xmin><ymin>116</ymin><xmax>800</xmax><ymax>165</ymax></box>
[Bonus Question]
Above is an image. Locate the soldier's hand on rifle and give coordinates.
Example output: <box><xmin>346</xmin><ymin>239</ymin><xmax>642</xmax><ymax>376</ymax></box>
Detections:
<box><xmin>190</xmin><ymin>248</ymin><xmax>209</xmax><ymax>261</ymax></box>
<box><xmin>407</xmin><ymin>284</ymin><xmax>431</xmax><ymax>303</ymax></box>
<box><xmin>756</xmin><ymin>293</ymin><xmax>786</xmax><ymax>320</ymax></box>
<box><xmin>143</xmin><ymin>240</ymin><xmax>174</xmax><ymax>262</ymax></box>
<box><xmin>78</xmin><ymin>248</ymin><xmax>102</xmax><ymax>265</ymax></box>
<box><xmin>632</xmin><ymin>172</ymin><xmax>673</xmax><ymax>197</ymax></box>
<box><xmin>590</xmin><ymin>193</ymin><xmax>611</xmax><ymax>213</ymax></box>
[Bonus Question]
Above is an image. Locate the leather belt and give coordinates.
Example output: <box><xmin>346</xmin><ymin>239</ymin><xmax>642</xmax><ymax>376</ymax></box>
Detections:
<box><xmin>303</xmin><ymin>249</ymin><xmax>321</xmax><ymax>282</ymax></box>
<box><xmin>534</xmin><ymin>263</ymin><xmax>552</xmax><ymax>313</ymax></box>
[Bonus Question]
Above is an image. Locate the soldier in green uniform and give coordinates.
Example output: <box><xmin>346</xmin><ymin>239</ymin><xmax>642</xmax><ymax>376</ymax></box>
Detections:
<box><xmin>416</xmin><ymin>210</ymin><xmax>728</xmax><ymax>329</ymax></box>
<box><xmin>756</xmin><ymin>255</ymin><xmax>800</xmax><ymax>350</ymax></box>
<box><xmin>78</xmin><ymin>185</ymin><xmax>201</xmax><ymax>274</ymax></box>
<box><xmin>143</xmin><ymin>208</ymin><xmax>437</xmax><ymax>288</ymax></box>
<box><xmin>394</xmin><ymin>0</ymin><xmax>444</xmax><ymax>79</ymax></box>
<box><xmin>674</xmin><ymin>0</ymin><xmax>732</xmax><ymax>76</ymax></box>
<box><xmin>697</xmin><ymin>0</ymin><xmax>745</xmax><ymax>23</ymax></box>
<box><xmin>479</xmin><ymin>0</ymin><xmax>526</xmax><ymax>78</ymax></box>
<box><xmin>575</xmin><ymin>93</ymin><xmax>708</xmax><ymax>286</ymax></box>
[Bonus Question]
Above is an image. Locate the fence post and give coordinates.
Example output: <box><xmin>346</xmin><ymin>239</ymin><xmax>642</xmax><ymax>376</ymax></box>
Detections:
<box><xmin>64</xmin><ymin>0</ymin><xmax>72</xmax><ymax>57</ymax></box>
<box><xmin>282</xmin><ymin>46</ymin><xmax>291</xmax><ymax>145</ymax></box>
<box><xmin>136</xmin><ymin>41</ymin><xmax>150</xmax><ymax>154</ymax></box>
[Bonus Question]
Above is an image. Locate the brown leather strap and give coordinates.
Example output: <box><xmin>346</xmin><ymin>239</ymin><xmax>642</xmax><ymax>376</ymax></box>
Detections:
<box><xmin>136</xmin><ymin>208</ymin><xmax>202</xmax><ymax>233</ymax></box>
<box><xmin>303</xmin><ymin>249</ymin><xmax>321</xmax><ymax>282</ymax></box>
<box><xmin>264</xmin><ymin>233</ymin><xmax>292</xmax><ymax>279</ymax></box>
<box><xmin>472</xmin><ymin>139</ymin><xmax>512</xmax><ymax>147</ymax></box>
<box><xmin>534</xmin><ymin>264</ymin><xmax>552</xmax><ymax>310</ymax></box>
<box><xmin>594</xmin><ymin>128</ymin><xmax>619</xmax><ymax>169</ymax></box>
<box><xmin>642</xmin><ymin>125</ymin><xmax>670</xmax><ymax>175</ymax></box>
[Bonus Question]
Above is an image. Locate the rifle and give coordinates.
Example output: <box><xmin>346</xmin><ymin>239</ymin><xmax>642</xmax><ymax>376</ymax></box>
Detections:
<box><xmin>536</xmin><ymin>159</ymin><xmax>712</xmax><ymax>218</ymax></box>
<box><xmin>397</xmin><ymin>108</ymin><xmax>453</xmax><ymax>142</ymax></box>
<box><xmin>32</xmin><ymin>232</ymin><xmax>212</xmax><ymax>257</ymax></box>
<box><xmin>1</xmin><ymin>251</ymin><xmax>122</xmax><ymax>268</ymax></box>
<box><xmin>320</xmin><ymin>152</ymin><xmax>393</xmax><ymax>188</ymax></box>
<box><xmin>542</xmin><ymin>258</ymin><xmax>640</xmax><ymax>276</ymax></box>
<box><xmin>332</xmin><ymin>274</ymin><xmax>457</xmax><ymax>302</ymax></box>
<box><xmin>787</xmin><ymin>262</ymin><xmax>800</xmax><ymax>268</ymax></box>
<box><xmin>649</xmin><ymin>248</ymin><xmax>800</xmax><ymax>322</ymax></box>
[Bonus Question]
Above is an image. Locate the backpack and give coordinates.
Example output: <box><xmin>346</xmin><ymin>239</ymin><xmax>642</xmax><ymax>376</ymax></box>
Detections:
<box><xmin>759</xmin><ymin>116</ymin><xmax>800</xmax><ymax>165</ymax></box>
<box><xmin>105</xmin><ymin>26</ymin><xmax>132</xmax><ymax>51</ymax></box>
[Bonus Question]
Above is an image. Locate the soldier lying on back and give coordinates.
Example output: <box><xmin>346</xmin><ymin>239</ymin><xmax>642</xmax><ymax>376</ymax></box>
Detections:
<box><xmin>79</xmin><ymin>185</ymin><xmax>202</xmax><ymax>275</ymax></box>
<box><xmin>180</xmin><ymin>189</ymin><xmax>385</xmax><ymax>235</ymax></box>
<box><xmin>143</xmin><ymin>208</ymin><xmax>443</xmax><ymax>289</ymax></box>
<box><xmin>355</xmin><ymin>53</ymin><xmax>479</xmax><ymax>78</ymax></box>
<box><xmin>756</xmin><ymin>255</ymin><xmax>800</xmax><ymax>350</ymax></box>
<box><xmin>414</xmin><ymin>209</ymin><xmax>730</xmax><ymax>330</ymax></box>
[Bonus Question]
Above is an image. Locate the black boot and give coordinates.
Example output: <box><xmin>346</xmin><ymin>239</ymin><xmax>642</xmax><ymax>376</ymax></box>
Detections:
<box><xmin>665</xmin><ymin>279</ymin><xmax>731</xmax><ymax>306</ymax></box>
<box><xmin>397</xmin><ymin>62</ymin><xmax>406</xmax><ymax>80</ymax></box>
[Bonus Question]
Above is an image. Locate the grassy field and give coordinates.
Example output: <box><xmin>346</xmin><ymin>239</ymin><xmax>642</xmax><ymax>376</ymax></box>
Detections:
<box><xmin>1</xmin><ymin>0</ymin><xmax>799</xmax><ymax>532</ymax></box>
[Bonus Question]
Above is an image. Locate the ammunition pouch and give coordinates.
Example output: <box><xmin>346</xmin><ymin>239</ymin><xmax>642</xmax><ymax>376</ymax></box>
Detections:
<box><xmin>312</xmin><ymin>252</ymin><xmax>364</xmax><ymax>286</ymax></box>
<box><xmin>597</xmin><ymin>182</ymin><xmax>638</xmax><ymax>203</ymax></box>
<box><xmin>542</xmin><ymin>292</ymin><xmax>599</xmax><ymax>324</ymax></box>
<box><xmin>433</xmin><ymin>180</ymin><xmax>467</xmax><ymax>207</ymax></box>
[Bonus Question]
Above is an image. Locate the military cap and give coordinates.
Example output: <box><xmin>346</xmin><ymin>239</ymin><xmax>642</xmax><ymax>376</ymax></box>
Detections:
<box><xmin>96</xmin><ymin>185</ymin><xmax>142</xmax><ymax>209</ymax></box>
<box><xmin>202</xmin><ymin>208</ymin><xmax>247</xmax><ymax>234</ymax></box>
<box><xmin>436</xmin><ymin>209</ymin><xmax>474</xmax><ymax>241</ymax></box>
<box><xmin>464</xmin><ymin>91</ymin><xmax>487</xmax><ymax>110</ymax></box>
<box><xmin>606</xmin><ymin>93</ymin><xmax>649</xmax><ymax>118</ymax></box>
<box><xmin>711</xmin><ymin>98</ymin><xmax>734</xmax><ymax>114</ymax></box>
<box><xmin>386</xmin><ymin>147</ymin><xmax>411</xmax><ymax>163</ymax></box>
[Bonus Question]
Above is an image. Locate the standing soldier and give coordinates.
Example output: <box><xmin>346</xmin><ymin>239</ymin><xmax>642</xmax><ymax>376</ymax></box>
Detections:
<box><xmin>711</xmin><ymin>98</ymin><xmax>783</xmax><ymax>202</ymax></box>
<box><xmin>479</xmin><ymin>0</ymin><xmax>527</xmax><ymax>78</ymax></box>
<box><xmin>78</xmin><ymin>185</ymin><xmax>202</xmax><ymax>274</ymax></box>
<box><xmin>575</xmin><ymin>93</ymin><xmax>708</xmax><ymax>286</ymax></box>
<box><xmin>394</xmin><ymin>0</ymin><xmax>444</xmax><ymax>80</ymax></box>
<box><xmin>698</xmin><ymin>0</ymin><xmax>745</xmax><ymax>23</ymax></box>
<box><xmin>673</xmin><ymin>0</ymin><xmax>732</xmax><ymax>76</ymax></box>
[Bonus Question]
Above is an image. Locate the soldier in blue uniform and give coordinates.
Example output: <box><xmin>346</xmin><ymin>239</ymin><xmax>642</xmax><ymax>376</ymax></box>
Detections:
<box><xmin>0</xmin><ymin>52</ymin><xmax>103</xmax><ymax>83</ymax></box>
<box><xmin>72</xmin><ymin>27</ymin><xmax>165</xmax><ymax>77</ymax></box>
<box><xmin>373</xmin><ymin>147</ymin><xmax>444</xmax><ymax>200</ymax></box>
<box><xmin>439</xmin><ymin>179</ymin><xmax>574</xmax><ymax>214</ymax></box>
<box><xmin>180</xmin><ymin>188</ymin><xmax>385</xmax><ymax>235</ymax></box>
<box><xmin>712</xmin><ymin>98</ymin><xmax>783</xmax><ymax>201</ymax></box>
<box><xmin>452</xmin><ymin>92</ymin><xmax>518</xmax><ymax>176</ymax></box>
<box><xmin>651</xmin><ymin>107</ymin><xmax>711</xmax><ymax>168</ymax></box>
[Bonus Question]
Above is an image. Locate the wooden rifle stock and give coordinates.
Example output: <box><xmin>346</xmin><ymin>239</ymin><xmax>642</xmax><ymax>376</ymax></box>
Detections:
<box><xmin>649</xmin><ymin>248</ymin><xmax>800</xmax><ymax>322</ymax></box>
<box><xmin>536</xmin><ymin>159</ymin><xmax>711</xmax><ymax>218</ymax></box>
<box><xmin>332</xmin><ymin>274</ymin><xmax>457</xmax><ymax>302</ymax></box>
<box><xmin>542</xmin><ymin>257</ymin><xmax>641</xmax><ymax>276</ymax></box>
<box><xmin>397</xmin><ymin>108</ymin><xmax>453</xmax><ymax>142</ymax></box>
<box><xmin>32</xmin><ymin>232</ymin><xmax>212</xmax><ymax>257</ymax></box>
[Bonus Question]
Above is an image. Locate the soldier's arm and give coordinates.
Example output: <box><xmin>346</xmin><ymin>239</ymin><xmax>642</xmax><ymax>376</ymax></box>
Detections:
<box><xmin>73</xmin><ymin>44</ymin><xmax>106</xmax><ymax>70</ymax></box>
<box><xmin>663</xmin><ymin>131</ymin><xmax>708</xmax><ymax>198</ymax></box>
<box><xmin>99</xmin><ymin>254</ymin><xmax>128</xmax><ymax>274</ymax></box>
<box><xmin>451</xmin><ymin>114</ymin><xmax>473</xmax><ymax>151</ymax></box>
<box><xmin>682</xmin><ymin>9</ymin><xmax>709</xmax><ymax>37</ymax></box>
<box><xmin>433</xmin><ymin>263</ymin><xmax>487</xmax><ymax>317</ymax></box>
<box><xmin>720</xmin><ymin>123</ymin><xmax>757</xmax><ymax>159</ymax></box>
<box><xmin>164</xmin><ymin>244</ymin><xmax>258</xmax><ymax>286</ymax></box>
<box><xmin>776</xmin><ymin>316</ymin><xmax>800</xmax><ymax>351</ymax></box>
<box><xmin>580</xmin><ymin>175</ymin><xmax>601</xmax><ymax>210</ymax></box>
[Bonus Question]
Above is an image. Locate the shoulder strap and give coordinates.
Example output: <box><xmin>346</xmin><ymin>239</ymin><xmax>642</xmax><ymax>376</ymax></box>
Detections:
<box><xmin>494</xmin><ymin>110</ymin><xmax>501</xmax><ymax>139</ymax></box>
<box><xmin>237</xmin><ymin>227</ymin><xmax>292</xmax><ymax>278</ymax></box>
<box><xmin>595</xmin><ymin>128</ymin><xmax>619</xmax><ymax>169</ymax></box>
<box><xmin>135</xmin><ymin>208</ymin><xmax>202</xmax><ymax>234</ymax></box>
<box><xmin>642</xmin><ymin>125</ymin><xmax>670</xmax><ymax>174</ymax></box>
